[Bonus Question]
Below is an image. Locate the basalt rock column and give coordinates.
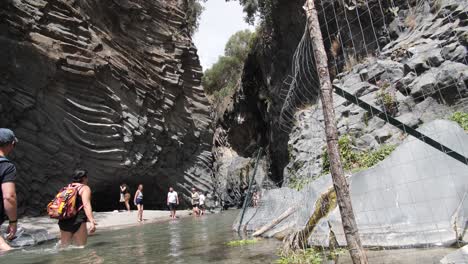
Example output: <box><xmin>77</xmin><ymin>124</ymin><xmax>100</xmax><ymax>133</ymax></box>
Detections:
<box><xmin>0</xmin><ymin>0</ymin><xmax>213</xmax><ymax>214</ymax></box>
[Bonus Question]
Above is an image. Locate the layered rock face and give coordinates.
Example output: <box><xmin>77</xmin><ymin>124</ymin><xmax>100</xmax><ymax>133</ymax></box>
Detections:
<box><xmin>215</xmin><ymin>0</ymin><xmax>467</xmax><ymax>188</ymax></box>
<box><xmin>284</xmin><ymin>0</ymin><xmax>468</xmax><ymax>184</ymax></box>
<box><xmin>0</xmin><ymin>0</ymin><xmax>213</xmax><ymax>214</ymax></box>
<box><xmin>211</xmin><ymin>0</ymin><xmax>308</xmax><ymax>207</ymax></box>
<box><xmin>231</xmin><ymin>0</ymin><xmax>468</xmax><ymax>248</ymax></box>
<box><xmin>235</xmin><ymin>120</ymin><xmax>468</xmax><ymax>247</ymax></box>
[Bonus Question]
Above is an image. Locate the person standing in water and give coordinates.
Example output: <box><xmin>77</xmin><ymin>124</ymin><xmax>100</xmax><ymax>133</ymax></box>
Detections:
<box><xmin>58</xmin><ymin>169</ymin><xmax>97</xmax><ymax>247</ymax></box>
<box><xmin>119</xmin><ymin>183</ymin><xmax>125</xmax><ymax>211</ymax></box>
<box><xmin>191</xmin><ymin>188</ymin><xmax>200</xmax><ymax>216</ymax></box>
<box><xmin>199</xmin><ymin>192</ymin><xmax>206</xmax><ymax>216</ymax></box>
<box><xmin>120</xmin><ymin>183</ymin><xmax>131</xmax><ymax>212</ymax></box>
<box><xmin>0</xmin><ymin>129</ymin><xmax>18</xmax><ymax>251</ymax></box>
<box><xmin>134</xmin><ymin>184</ymin><xmax>144</xmax><ymax>222</ymax></box>
<box><xmin>167</xmin><ymin>187</ymin><xmax>179</xmax><ymax>219</ymax></box>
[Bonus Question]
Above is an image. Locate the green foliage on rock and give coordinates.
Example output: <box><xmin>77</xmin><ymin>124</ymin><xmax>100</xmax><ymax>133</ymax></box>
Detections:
<box><xmin>321</xmin><ymin>135</ymin><xmax>396</xmax><ymax>174</ymax></box>
<box><xmin>449</xmin><ymin>112</ymin><xmax>468</xmax><ymax>130</ymax></box>
<box><xmin>202</xmin><ymin>29</ymin><xmax>256</xmax><ymax>97</ymax></box>
<box><xmin>276</xmin><ymin>248</ymin><xmax>322</xmax><ymax>264</ymax></box>
<box><xmin>186</xmin><ymin>0</ymin><xmax>206</xmax><ymax>35</ymax></box>
<box><xmin>276</xmin><ymin>248</ymin><xmax>345</xmax><ymax>264</ymax></box>
<box><xmin>288</xmin><ymin>176</ymin><xmax>311</xmax><ymax>191</ymax></box>
<box><xmin>229</xmin><ymin>0</ymin><xmax>276</xmax><ymax>25</ymax></box>
<box><xmin>376</xmin><ymin>80</ymin><xmax>397</xmax><ymax>116</ymax></box>
<box><xmin>226</xmin><ymin>239</ymin><xmax>258</xmax><ymax>246</ymax></box>
<box><xmin>359</xmin><ymin>144</ymin><xmax>397</xmax><ymax>169</ymax></box>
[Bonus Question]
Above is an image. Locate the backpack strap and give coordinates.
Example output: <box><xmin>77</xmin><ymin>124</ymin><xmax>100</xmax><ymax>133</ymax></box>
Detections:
<box><xmin>72</xmin><ymin>183</ymin><xmax>85</xmax><ymax>211</ymax></box>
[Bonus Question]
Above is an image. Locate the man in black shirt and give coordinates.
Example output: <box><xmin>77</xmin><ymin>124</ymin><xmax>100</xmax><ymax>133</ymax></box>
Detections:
<box><xmin>0</xmin><ymin>128</ymin><xmax>18</xmax><ymax>251</ymax></box>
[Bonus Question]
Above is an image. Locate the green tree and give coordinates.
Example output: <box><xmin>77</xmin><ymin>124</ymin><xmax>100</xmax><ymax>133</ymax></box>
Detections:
<box><xmin>202</xmin><ymin>29</ymin><xmax>256</xmax><ymax>95</ymax></box>
<box><xmin>186</xmin><ymin>0</ymin><xmax>207</xmax><ymax>35</ymax></box>
<box><xmin>227</xmin><ymin>0</ymin><xmax>276</xmax><ymax>25</ymax></box>
<box><xmin>203</xmin><ymin>56</ymin><xmax>240</xmax><ymax>94</ymax></box>
<box><xmin>225</xmin><ymin>29</ymin><xmax>255</xmax><ymax>62</ymax></box>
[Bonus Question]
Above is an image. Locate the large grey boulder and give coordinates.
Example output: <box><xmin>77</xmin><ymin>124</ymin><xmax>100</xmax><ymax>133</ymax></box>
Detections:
<box><xmin>440</xmin><ymin>245</ymin><xmax>468</xmax><ymax>264</ymax></box>
<box><xmin>235</xmin><ymin>120</ymin><xmax>468</xmax><ymax>248</ymax></box>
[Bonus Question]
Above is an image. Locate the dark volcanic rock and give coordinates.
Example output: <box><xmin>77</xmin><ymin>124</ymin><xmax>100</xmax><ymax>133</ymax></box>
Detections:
<box><xmin>0</xmin><ymin>0</ymin><xmax>213</xmax><ymax>214</ymax></box>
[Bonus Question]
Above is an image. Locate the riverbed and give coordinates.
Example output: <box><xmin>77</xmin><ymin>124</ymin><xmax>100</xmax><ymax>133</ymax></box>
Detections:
<box><xmin>0</xmin><ymin>210</ymin><xmax>280</xmax><ymax>263</ymax></box>
<box><xmin>0</xmin><ymin>210</ymin><xmax>459</xmax><ymax>263</ymax></box>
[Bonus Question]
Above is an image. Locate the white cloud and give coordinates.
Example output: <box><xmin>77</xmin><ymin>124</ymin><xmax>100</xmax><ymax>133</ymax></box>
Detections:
<box><xmin>193</xmin><ymin>0</ymin><xmax>254</xmax><ymax>71</ymax></box>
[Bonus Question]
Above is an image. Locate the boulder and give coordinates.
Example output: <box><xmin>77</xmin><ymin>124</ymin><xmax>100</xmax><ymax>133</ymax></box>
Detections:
<box><xmin>235</xmin><ymin>120</ymin><xmax>468</xmax><ymax>248</ymax></box>
<box><xmin>440</xmin><ymin>245</ymin><xmax>468</xmax><ymax>264</ymax></box>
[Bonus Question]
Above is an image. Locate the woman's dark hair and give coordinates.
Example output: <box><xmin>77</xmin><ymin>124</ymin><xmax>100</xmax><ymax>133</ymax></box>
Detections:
<box><xmin>72</xmin><ymin>169</ymin><xmax>88</xmax><ymax>183</ymax></box>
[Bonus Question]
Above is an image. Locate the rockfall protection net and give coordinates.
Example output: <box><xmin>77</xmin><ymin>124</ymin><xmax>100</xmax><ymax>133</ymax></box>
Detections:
<box><xmin>270</xmin><ymin>0</ymin><xmax>468</xmax><ymax>261</ymax></box>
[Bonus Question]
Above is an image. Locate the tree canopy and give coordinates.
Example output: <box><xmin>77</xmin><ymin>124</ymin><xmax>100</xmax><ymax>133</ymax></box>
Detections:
<box><xmin>202</xmin><ymin>29</ymin><xmax>256</xmax><ymax>96</ymax></box>
<box><xmin>227</xmin><ymin>0</ymin><xmax>275</xmax><ymax>25</ymax></box>
<box><xmin>186</xmin><ymin>0</ymin><xmax>207</xmax><ymax>35</ymax></box>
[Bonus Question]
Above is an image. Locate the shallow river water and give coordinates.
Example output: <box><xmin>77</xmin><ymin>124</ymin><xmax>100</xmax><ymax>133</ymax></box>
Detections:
<box><xmin>0</xmin><ymin>210</ymin><xmax>458</xmax><ymax>263</ymax></box>
<box><xmin>1</xmin><ymin>210</ymin><xmax>280</xmax><ymax>264</ymax></box>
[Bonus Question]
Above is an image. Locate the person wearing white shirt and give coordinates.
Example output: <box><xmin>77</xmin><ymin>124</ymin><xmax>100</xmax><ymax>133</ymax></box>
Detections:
<box><xmin>199</xmin><ymin>192</ymin><xmax>206</xmax><ymax>216</ymax></box>
<box><xmin>167</xmin><ymin>187</ymin><xmax>179</xmax><ymax>219</ymax></box>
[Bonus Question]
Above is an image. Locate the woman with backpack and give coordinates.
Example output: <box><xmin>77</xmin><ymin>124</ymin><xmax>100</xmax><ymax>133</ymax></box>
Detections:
<box><xmin>134</xmin><ymin>184</ymin><xmax>144</xmax><ymax>222</ymax></box>
<box><xmin>57</xmin><ymin>169</ymin><xmax>97</xmax><ymax>247</ymax></box>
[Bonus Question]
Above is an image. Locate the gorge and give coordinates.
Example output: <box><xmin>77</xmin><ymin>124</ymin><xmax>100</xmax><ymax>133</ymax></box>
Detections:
<box><xmin>1</xmin><ymin>0</ymin><xmax>468</xmax><ymax>254</ymax></box>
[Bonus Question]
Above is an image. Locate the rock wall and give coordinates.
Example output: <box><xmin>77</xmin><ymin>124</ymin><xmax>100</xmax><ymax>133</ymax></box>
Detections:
<box><xmin>214</xmin><ymin>0</ymin><xmax>467</xmax><ymax>191</ymax></box>
<box><xmin>284</xmin><ymin>0</ymin><xmax>468</xmax><ymax>184</ymax></box>
<box><xmin>210</xmin><ymin>0</ymin><xmax>308</xmax><ymax>207</ymax></box>
<box><xmin>0</xmin><ymin>0</ymin><xmax>213</xmax><ymax>214</ymax></box>
<box><xmin>235</xmin><ymin>120</ymin><xmax>468</xmax><ymax>248</ymax></box>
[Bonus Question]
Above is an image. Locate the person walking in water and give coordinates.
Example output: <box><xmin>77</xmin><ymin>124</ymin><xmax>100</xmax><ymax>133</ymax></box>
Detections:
<box><xmin>167</xmin><ymin>187</ymin><xmax>179</xmax><ymax>219</ymax></box>
<box><xmin>134</xmin><ymin>184</ymin><xmax>144</xmax><ymax>222</ymax></box>
<box><xmin>199</xmin><ymin>192</ymin><xmax>206</xmax><ymax>216</ymax></box>
<box><xmin>120</xmin><ymin>183</ymin><xmax>131</xmax><ymax>212</ymax></box>
<box><xmin>191</xmin><ymin>188</ymin><xmax>200</xmax><ymax>216</ymax></box>
<box><xmin>0</xmin><ymin>129</ymin><xmax>18</xmax><ymax>251</ymax></box>
<box><xmin>58</xmin><ymin>169</ymin><xmax>97</xmax><ymax>247</ymax></box>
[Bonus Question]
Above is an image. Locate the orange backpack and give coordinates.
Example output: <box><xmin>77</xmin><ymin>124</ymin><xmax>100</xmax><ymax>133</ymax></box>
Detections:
<box><xmin>47</xmin><ymin>184</ymin><xmax>84</xmax><ymax>220</ymax></box>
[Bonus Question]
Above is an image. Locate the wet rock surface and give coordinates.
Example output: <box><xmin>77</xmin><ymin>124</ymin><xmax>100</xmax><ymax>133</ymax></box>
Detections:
<box><xmin>235</xmin><ymin>120</ymin><xmax>468</xmax><ymax>248</ymax></box>
<box><xmin>440</xmin><ymin>245</ymin><xmax>468</xmax><ymax>264</ymax></box>
<box><xmin>0</xmin><ymin>0</ymin><xmax>213</xmax><ymax>214</ymax></box>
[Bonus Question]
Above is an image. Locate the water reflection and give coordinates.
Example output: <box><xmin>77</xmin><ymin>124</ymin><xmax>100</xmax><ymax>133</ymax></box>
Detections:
<box><xmin>2</xmin><ymin>211</ymin><xmax>280</xmax><ymax>264</ymax></box>
<box><xmin>168</xmin><ymin>220</ymin><xmax>182</xmax><ymax>259</ymax></box>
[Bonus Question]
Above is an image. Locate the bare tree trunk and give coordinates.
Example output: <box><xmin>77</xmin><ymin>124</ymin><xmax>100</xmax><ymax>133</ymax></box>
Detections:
<box><xmin>303</xmin><ymin>0</ymin><xmax>368</xmax><ymax>263</ymax></box>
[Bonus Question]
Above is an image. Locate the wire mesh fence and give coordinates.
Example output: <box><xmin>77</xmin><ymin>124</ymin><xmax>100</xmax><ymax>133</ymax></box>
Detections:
<box><xmin>236</xmin><ymin>0</ymin><xmax>468</xmax><ymax>262</ymax></box>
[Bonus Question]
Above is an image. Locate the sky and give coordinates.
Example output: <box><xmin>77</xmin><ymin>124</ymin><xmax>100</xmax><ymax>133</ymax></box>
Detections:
<box><xmin>193</xmin><ymin>0</ymin><xmax>254</xmax><ymax>71</ymax></box>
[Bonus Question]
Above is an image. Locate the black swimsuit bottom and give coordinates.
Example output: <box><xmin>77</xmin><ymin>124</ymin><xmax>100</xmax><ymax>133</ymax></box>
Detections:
<box><xmin>58</xmin><ymin>210</ymin><xmax>87</xmax><ymax>233</ymax></box>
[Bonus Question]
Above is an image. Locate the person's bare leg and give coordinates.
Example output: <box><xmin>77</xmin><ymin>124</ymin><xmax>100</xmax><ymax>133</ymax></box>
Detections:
<box><xmin>140</xmin><ymin>205</ymin><xmax>144</xmax><ymax>221</ymax></box>
<box><xmin>60</xmin><ymin>230</ymin><xmax>73</xmax><ymax>248</ymax></box>
<box><xmin>125</xmin><ymin>201</ymin><xmax>130</xmax><ymax>212</ymax></box>
<box><xmin>137</xmin><ymin>205</ymin><xmax>142</xmax><ymax>221</ymax></box>
<box><xmin>72</xmin><ymin>223</ymin><xmax>88</xmax><ymax>247</ymax></box>
<box><xmin>0</xmin><ymin>236</ymin><xmax>12</xmax><ymax>251</ymax></box>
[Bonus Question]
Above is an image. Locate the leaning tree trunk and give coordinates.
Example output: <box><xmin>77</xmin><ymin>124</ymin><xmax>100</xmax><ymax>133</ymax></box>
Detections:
<box><xmin>303</xmin><ymin>0</ymin><xmax>368</xmax><ymax>263</ymax></box>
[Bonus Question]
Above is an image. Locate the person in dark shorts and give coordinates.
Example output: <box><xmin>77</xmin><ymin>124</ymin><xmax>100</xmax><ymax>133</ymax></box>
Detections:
<box><xmin>0</xmin><ymin>128</ymin><xmax>18</xmax><ymax>251</ymax></box>
<box><xmin>167</xmin><ymin>187</ymin><xmax>179</xmax><ymax>219</ymax></box>
<box><xmin>58</xmin><ymin>169</ymin><xmax>97</xmax><ymax>247</ymax></box>
<box><xmin>191</xmin><ymin>188</ymin><xmax>200</xmax><ymax>216</ymax></box>
<box><xmin>134</xmin><ymin>184</ymin><xmax>144</xmax><ymax>222</ymax></box>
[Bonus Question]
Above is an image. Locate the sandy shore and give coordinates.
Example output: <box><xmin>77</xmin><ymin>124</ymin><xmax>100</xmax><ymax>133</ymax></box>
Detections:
<box><xmin>1</xmin><ymin>210</ymin><xmax>192</xmax><ymax>245</ymax></box>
